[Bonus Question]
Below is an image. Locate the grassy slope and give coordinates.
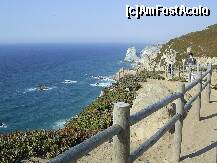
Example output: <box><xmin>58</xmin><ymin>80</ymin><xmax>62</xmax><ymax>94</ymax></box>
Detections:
<box><xmin>158</xmin><ymin>23</ymin><xmax>217</xmax><ymax>64</ymax></box>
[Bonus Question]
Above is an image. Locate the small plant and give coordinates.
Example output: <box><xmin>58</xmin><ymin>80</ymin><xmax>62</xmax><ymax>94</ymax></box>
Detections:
<box><xmin>136</xmin><ymin>70</ymin><xmax>165</xmax><ymax>81</ymax></box>
<box><xmin>169</xmin><ymin>76</ymin><xmax>187</xmax><ymax>82</ymax></box>
<box><xmin>212</xmin><ymin>84</ymin><xmax>217</xmax><ymax>90</ymax></box>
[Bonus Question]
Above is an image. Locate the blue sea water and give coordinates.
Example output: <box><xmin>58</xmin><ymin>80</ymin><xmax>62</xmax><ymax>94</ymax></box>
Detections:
<box><xmin>0</xmin><ymin>43</ymin><xmax>145</xmax><ymax>133</ymax></box>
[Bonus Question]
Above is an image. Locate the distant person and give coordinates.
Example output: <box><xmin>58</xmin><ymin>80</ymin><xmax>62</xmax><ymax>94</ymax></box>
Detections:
<box><xmin>185</xmin><ymin>53</ymin><xmax>197</xmax><ymax>66</ymax></box>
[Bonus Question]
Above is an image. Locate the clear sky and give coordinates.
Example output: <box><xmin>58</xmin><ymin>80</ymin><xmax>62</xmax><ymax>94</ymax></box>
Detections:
<box><xmin>0</xmin><ymin>0</ymin><xmax>216</xmax><ymax>44</ymax></box>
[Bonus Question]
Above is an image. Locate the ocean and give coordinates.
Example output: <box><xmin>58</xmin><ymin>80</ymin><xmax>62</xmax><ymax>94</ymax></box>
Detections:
<box><xmin>0</xmin><ymin>43</ymin><xmax>145</xmax><ymax>133</ymax></box>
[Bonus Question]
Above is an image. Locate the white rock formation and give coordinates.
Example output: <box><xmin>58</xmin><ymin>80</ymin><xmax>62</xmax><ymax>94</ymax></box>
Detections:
<box><xmin>123</xmin><ymin>45</ymin><xmax>164</xmax><ymax>71</ymax></box>
<box><xmin>140</xmin><ymin>45</ymin><xmax>162</xmax><ymax>71</ymax></box>
<box><xmin>196</xmin><ymin>57</ymin><xmax>217</xmax><ymax>66</ymax></box>
<box><xmin>124</xmin><ymin>43</ymin><xmax>217</xmax><ymax>72</ymax></box>
<box><xmin>140</xmin><ymin>45</ymin><xmax>162</xmax><ymax>58</ymax></box>
<box><xmin>124</xmin><ymin>47</ymin><xmax>140</xmax><ymax>63</ymax></box>
<box><xmin>155</xmin><ymin>47</ymin><xmax>178</xmax><ymax>71</ymax></box>
<box><xmin>187</xmin><ymin>46</ymin><xmax>192</xmax><ymax>53</ymax></box>
<box><xmin>158</xmin><ymin>46</ymin><xmax>217</xmax><ymax>69</ymax></box>
<box><xmin>161</xmin><ymin>48</ymin><xmax>177</xmax><ymax>65</ymax></box>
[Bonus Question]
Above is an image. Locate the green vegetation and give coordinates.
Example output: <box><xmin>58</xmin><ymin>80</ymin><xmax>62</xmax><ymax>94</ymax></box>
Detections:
<box><xmin>1</xmin><ymin>24</ymin><xmax>217</xmax><ymax>162</ymax></box>
<box><xmin>0</xmin><ymin>129</ymin><xmax>90</xmax><ymax>162</ymax></box>
<box><xmin>168</xmin><ymin>76</ymin><xmax>187</xmax><ymax>82</ymax></box>
<box><xmin>0</xmin><ymin>70</ymin><xmax>164</xmax><ymax>163</ymax></box>
<box><xmin>3</xmin><ymin>24</ymin><xmax>216</xmax><ymax>163</ymax></box>
<box><xmin>157</xmin><ymin>24</ymin><xmax>217</xmax><ymax>65</ymax></box>
<box><xmin>212</xmin><ymin>84</ymin><xmax>217</xmax><ymax>90</ymax></box>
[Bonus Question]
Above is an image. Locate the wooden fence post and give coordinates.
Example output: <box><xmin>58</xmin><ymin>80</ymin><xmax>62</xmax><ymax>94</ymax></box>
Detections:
<box><xmin>165</xmin><ymin>65</ymin><xmax>168</xmax><ymax>78</ymax></box>
<box><xmin>207</xmin><ymin>64</ymin><xmax>212</xmax><ymax>103</ymax></box>
<box><xmin>182</xmin><ymin>62</ymin><xmax>185</xmax><ymax>74</ymax></box>
<box><xmin>178</xmin><ymin>65</ymin><xmax>181</xmax><ymax>79</ymax></box>
<box><xmin>171</xmin><ymin>64</ymin><xmax>174</xmax><ymax>78</ymax></box>
<box><xmin>197</xmin><ymin>64</ymin><xmax>200</xmax><ymax>74</ymax></box>
<box><xmin>113</xmin><ymin>102</ymin><xmax>130</xmax><ymax>163</ymax></box>
<box><xmin>197</xmin><ymin>71</ymin><xmax>202</xmax><ymax>121</ymax></box>
<box><xmin>174</xmin><ymin>83</ymin><xmax>185</xmax><ymax>162</ymax></box>
<box><xmin>188</xmin><ymin>66</ymin><xmax>192</xmax><ymax>82</ymax></box>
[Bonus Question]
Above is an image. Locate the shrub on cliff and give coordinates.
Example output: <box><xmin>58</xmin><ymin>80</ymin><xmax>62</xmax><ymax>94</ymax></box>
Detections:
<box><xmin>0</xmin><ymin>74</ymin><xmax>143</xmax><ymax>162</ymax></box>
<box><xmin>0</xmin><ymin>129</ymin><xmax>91</xmax><ymax>162</ymax></box>
<box><xmin>66</xmin><ymin>74</ymin><xmax>141</xmax><ymax>131</ymax></box>
<box><xmin>137</xmin><ymin>69</ymin><xmax>165</xmax><ymax>81</ymax></box>
<box><xmin>0</xmin><ymin>70</ymin><xmax>165</xmax><ymax>162</ymax></box>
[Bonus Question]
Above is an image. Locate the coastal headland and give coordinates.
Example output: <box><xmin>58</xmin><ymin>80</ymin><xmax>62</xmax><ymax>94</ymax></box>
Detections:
<box><xmin>1</xmin><ymin>24</ymin><xmax>217</xmax><ymax>163</ymax></box>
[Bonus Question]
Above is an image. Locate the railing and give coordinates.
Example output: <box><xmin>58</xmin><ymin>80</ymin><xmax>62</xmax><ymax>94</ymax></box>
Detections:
<box><xmin>165</xmin><ymin>63</ymin><xmax>208</xmax><ymax>82</ymax></box>
<box><xmin>48</xmin><ymin>63</ymin><xmax>212</xmax><ymax>163</ymax></box>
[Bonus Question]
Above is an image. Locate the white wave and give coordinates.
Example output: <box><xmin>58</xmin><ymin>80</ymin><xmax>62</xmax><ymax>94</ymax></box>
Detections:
<box><xmin>91</xmin><ymin>75</ymin><xmax>116</xmax><ymax>82</ymax></box>
<box><xmin>91</xmin><ymin>75</ymin><xmax>107</xmax><ymax>80</ymax></box>
<box><xmin>90</xmin><ymin>75</ymin><xmax>116</xmax><ymax>88</ymax></box>
<box><xmin>0</xmin><ymin>123</ymin><xmax>7</xmax><ymax>129</ymax></box>
<box><xmin>91</xmin><ymin>76</ymin><xmax>101</xmax><ymax>80</ymax></box>
<box><xmin>27</xmin><ymin>88</ymin><xmax>37</xmax><ymax>92</ymax></box>
<box><xmin>53</xmin><ymin>119</ymin><xmax>67</xmax><ymax>129</ymax></box>
<box><xmin>101</xmin><ymin>77</ymin><xmax>116</xmax><ymax>83</ymax></box>
<box><xmin>62</xmin><ymin>80</ymin><xmax>77</xmax><ymax>84</ymax></box>
<box><xmin>45</xmin><ymin>86</ymin><xmax>57</xmax><ymax>91</ymax></box>
<box><xmin>24</xmin><ymin>86</ymin><xmax>57</xmax><ymax>93</ymax></box>
<box><xmin>90</xmin><ymin>82</ymin><xmax>113</xmax><ymax>88</ymax></box>
<box><xmin>23</xmin><ymin>88</ymin><xmax>37</xmax><ymax>93</ymax></box>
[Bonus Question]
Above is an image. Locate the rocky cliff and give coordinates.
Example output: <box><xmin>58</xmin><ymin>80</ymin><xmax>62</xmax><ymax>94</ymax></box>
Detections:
<box><xmin>157</xmin><ymin>23</ymin><xmax>217</xmax><ymax>68</ymax></box>
<box><xmin>124</xmin><ymin>45</ymin><xmax>162</xmax><ymax>71</ymax></box>
<box><xmin>125</xmin><ymin>23</ymin><xmax>217</xmax><ymax>71</ymax></box>
<box><xmin>140</xmin><ymin>45</ymin><xmax>162</xmax><ymax>71</ymax></box>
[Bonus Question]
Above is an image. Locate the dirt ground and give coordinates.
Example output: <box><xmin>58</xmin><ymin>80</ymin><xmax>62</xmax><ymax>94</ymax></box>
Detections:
<box><xmin>77</xmin><ymin>73</ymin><xmax>217</xmax><ymax>163</ymax></box>
<box><xmin>32</xmin><ymin>72</ymin><xmax>217</xmax><ymax>163</ymax></box>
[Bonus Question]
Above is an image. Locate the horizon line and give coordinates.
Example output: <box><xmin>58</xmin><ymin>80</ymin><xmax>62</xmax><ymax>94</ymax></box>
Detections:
<box><xmin>0</xmin><ymin>41</ymin><xmax>164</xmax><ymax>45</ymax></box>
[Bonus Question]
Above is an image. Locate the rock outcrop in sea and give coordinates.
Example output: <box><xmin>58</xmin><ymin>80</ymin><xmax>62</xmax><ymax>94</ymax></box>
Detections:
<box><xmin>124</xmin><ymin>47</ymin><xmax>140</xmax><ymax>63</ymax></box>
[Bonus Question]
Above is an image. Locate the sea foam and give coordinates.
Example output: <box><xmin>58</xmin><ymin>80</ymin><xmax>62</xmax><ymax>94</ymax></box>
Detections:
<box><xmin>90</xmin><ymin>75</ymin><xmax>116</xmax><ymax>88</ymax></box>
<box><xmin>90</xmin><ymin>82</ymin><xmax>113</xmax><ymax>87</ymax></box>
<box><xmin>23</xmin><ymin>86</ymin><xmax>57</xmax><ymax>93</ymax></box>
<box><xmin>52</xmin><ymin>119</ymin><xmax>67</xmax><ymax>129</ymax></box>
<box><xmin>24</xmin><ymin>88</ymin><xmax>37</xmax><ymax>93</ymax></box>
<box><xmin>62</xmin><ymin>80</ymin><xmax>77</xmax><ymax>84</ymax></box>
